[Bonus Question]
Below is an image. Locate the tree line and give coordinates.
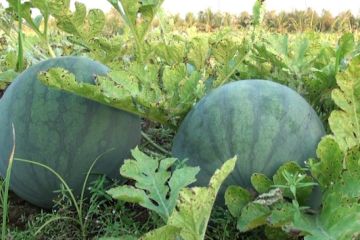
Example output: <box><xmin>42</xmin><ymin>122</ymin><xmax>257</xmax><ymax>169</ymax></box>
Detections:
<box><xmin>177</xmin><ymin>8</ymin><xmax>359</xmax><ymax>32</ymax></box>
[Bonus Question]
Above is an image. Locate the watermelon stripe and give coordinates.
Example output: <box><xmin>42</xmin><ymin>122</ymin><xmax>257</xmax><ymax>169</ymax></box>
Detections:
<box><xmin>260</xmin><ymin>89</ymin><xmax>290</xmax><ymax>174</ymax></box>
<box><xmin>172</xmin><ymin>80</ymin><xmax>325</xmax><ymax>197</ymax></box>
<box><xmin>0</xmin><ymin>57</ymin><xmax>141</xmax><ymax>208</ymax></box>
<box><xmin>221</xmin><ymin>93</ymin><xmax>242</xmax><ymax>185</ymax></box>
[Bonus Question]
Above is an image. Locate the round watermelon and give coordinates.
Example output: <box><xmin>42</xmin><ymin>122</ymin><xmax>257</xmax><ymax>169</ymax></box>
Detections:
<box><xmin>172</xmin><ymin>80</ymin><xmax>325</xmax><ymax>191</ymax></box>
<box><xmin>0</xmin><ymin>57</ymin><xmax>141</xmax><ymax>208</ymax></box>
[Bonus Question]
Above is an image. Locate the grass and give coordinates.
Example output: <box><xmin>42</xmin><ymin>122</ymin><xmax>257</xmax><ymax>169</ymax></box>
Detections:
<box><xmin>0</xmin><ymin>121</ymin><xmax>274</xmax><ymax>240</ymax></box>
<box><xmin>1</xmin><ymin>125</ymin><xmax>15</xmax><ymax>240</ymax></box>
<box><xmin>5</xmin><ymin>183</ymin><xmax>267</xmax><ymax>240</ymax></box>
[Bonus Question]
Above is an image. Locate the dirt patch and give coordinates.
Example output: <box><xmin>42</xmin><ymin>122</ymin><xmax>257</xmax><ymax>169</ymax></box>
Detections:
<box><xmin>0</xmin><ymin>192</ymin><xmax>41</xmax><ymax>230</ymax></box>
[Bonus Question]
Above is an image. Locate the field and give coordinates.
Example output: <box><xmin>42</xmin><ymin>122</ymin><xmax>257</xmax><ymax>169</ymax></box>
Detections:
<box><xmin>1</xmin><ymin>0</ymin><xmax>360</xmax><ymax>239</ymax></box>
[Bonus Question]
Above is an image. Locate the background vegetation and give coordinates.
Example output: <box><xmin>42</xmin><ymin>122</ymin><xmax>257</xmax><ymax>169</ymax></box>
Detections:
<box><xmin>1</xmin><ymin>0</ymin><xmax>360</xmax><ymax>239</ymax></box>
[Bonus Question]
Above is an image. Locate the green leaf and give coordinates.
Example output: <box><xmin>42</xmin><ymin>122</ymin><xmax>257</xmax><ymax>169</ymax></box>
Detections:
<box><xmin>87</xmin><ymin>9</ymin><xmax>106</xmax><ymax>38</ymax></box>
<box><xmin>211</xmin><ymin>38</ymin><xmax>249</xmax><ymax>87</ymax></box>
<box><xmin>343</xmin><ymin>145</ymin><xmax>360</xmax><ymax>177</ymax></box>
<box><xmin>3</xmin><ymin>51</ymin><xmax>18</xmax><ymax>70</ymax></box>
<box><xmin>0</xmin><ymin>70</ymin><xmax>18</xmax><ymax>89</ymax></box>
<box><xmin>167</xmin><ymin>157</ymin><xmax>237</xmax><ymax>240</ymax></box>
<box><xmin>225</xmin><ymin>185</ymin><xmax>252</xmax><ymax>218</ymax></box>
<box><xmin>264</xmin><ymin>226</ymin><xmax>290</xmax><ymax>240</ymax></box>
<box><xmin>48</xmin><ymin>0</ymin><xmax>70</xmax><ymax>15</ymax></box>
<box><xmin>252</xmin><ymin>0</ymin><xmax>265</xmax><ymax>27</ymax></box>
<box><xmin>106</xmin><ymin>185</ymin><xmax>149</xmax><ymax>204</ymax></box>
<box><xmin>54</xmin><ymin>2</ymin><xmax>105</xmax><ymax>41</ymax></box>
<box><xmin>293</xmin><ymin>192</ymin><xmax>360</xmax><ymax>240</ymax></box>
<box><xmin>267</xmin><ymin>202</ymin><xmax>295</xmax><ymax>227</ymax></box>
<box><xmin>100</xmin><ymin>236</ymin><xmax>137</xmax><ymax>240</ymax></box>
<box><xmin>119</xmin><ymin>0</ymin><xmax>140</xmax><ymax>27</ymax></box>
<box><xmin>135</xmin><ymin>157</ymin><xmax>236</xmax><ymax>240</ymax></box>
<box><xmin>251</xmin><ymin>173</ymin><xmax>273</xmax><ymax>193</ymax></box>
<box><xmin>330</xmin><ymin>56</ymin><xmax>360</xmax><ymax>150</ymax></box>
<box><xmin>335</xmin><ymin>33</ymin><xmax>355</xmax><ymax>73</ymax></box>
<box><xmin>72</xmin><ymin>2</ymin><xmax>87</xmax><ymax>26</ymax></box>
<box><xmin>38</xmin><ymin>68</ymin><xmax>105</xmax><ymax>100</ymax></box>
<box><xmin>139</xmin><ymin>225</ymin><xmax>180</xmax><ymax>240</ymax></box>
<box><xmin>31</xmin><ymin>0</ymin><xmax>49</xmax><ymax>16</ymax></box>
<box><xmin>237</xmin><ymin>202</ymin><xmax>271</xmax><ymax>232</ymax></box>
<box><xmin>273</xmin><ymin>162</ymin><xmax>313</xmax><ymax>203</ymax></box>
<box><xmin>107</xmin><ymin>147</ymin><xmax>199</xmax><ymax>222</ymax></box>
<box><xmin>154</xmin><ymin>41</ymin><xmax>186</xmax><ymax>65</ymax></box>
<box><xmin>309</xmin><ymin>136</ymin><xmax>344</xmax><ymax>189</ymax></box>
<box><xmin>39</xmin><ymin>64</ymin><xmax>204</xmax><ymax>127</ymax></box>
<box><xmin>188</xmin><ymin>37</ymin><xmax>209</xmax><ymax>70</ymax></box>
<box><xmin>296</xmin><ymin>141</ymin><xmax>360</xmax><ymax>239</ymax></box>
<box><xmin>7</xmin><ymin>1</ymin><xmax>42</xmax><ymax>35</ymax></box>
<box><xmin>109</xmin><ymin>0</ymin><xmax>163</xmax><ymax>43</ymax></box>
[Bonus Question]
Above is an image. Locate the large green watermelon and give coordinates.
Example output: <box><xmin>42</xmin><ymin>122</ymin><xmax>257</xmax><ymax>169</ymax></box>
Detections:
<box><xmin>0</xmin><ymin>57</ymin><xmax>141</xmax><ymax>208</ymax></box>
<box><xmin>172</xmin><ymin>80</ymin><xmax>325</xmax><ymax>191</ymax></box>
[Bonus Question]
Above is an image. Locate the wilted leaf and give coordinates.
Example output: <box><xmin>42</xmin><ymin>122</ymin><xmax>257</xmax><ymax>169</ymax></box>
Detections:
<box><xmin>330</xmin><ymin>56</ymin><xmax>360</xmax><ymax>150</ymax></box>
<box><xmin>168</xmin><ymin>157</ymin><xmax>237</xmax><ymax>240</ymax></box>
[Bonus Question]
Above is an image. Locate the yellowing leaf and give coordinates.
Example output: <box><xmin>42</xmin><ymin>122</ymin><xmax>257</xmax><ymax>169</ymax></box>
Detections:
<box><xmin>167</xmin><ymin>157</ymin><xmax>236</xmax><ymax>240</ymax></box>
<box><xmin>330</xmin><ymin>56</ymin><xmax>360</xmax><ymax>150</ymax></box>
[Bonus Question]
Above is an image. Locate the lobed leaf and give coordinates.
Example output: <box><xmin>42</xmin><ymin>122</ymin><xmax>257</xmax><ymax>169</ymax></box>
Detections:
<box><xmin>167</xmin><ymin>157</ymin><xmax>237</xmax><ymax>240</ymax></box>
<box><xmin>107</xmin><ymin>147</ymin><xmax>199</xmax><ymax>222</ymax></box>
<box><xmin>309</xmin><ymin>136</ymin><xmax>343</xmax><ymax>189</ymax></box>
<box><xmin>330</xmin><ymin>56</ymin><xmax>360</xmax><ymax>150</ymax></box>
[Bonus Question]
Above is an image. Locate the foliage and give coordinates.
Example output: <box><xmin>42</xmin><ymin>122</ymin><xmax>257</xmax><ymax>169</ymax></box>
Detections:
<box><xmin>1</xmin><ymin>0</ymin><xmax>358</xmax><ymax>128</ymax></box>
<box><xmin>225</xmin><ymin>56</ymin><xmax>360</xmax><ymax>239</ymax></box>
<box><xmin>37</xmin><ymin>1</ymin><xmax>249</xmax><ymax>126</ymax></box>
<box><xmin>329</xmin><ymin>56</ymin><xmax>360</xmax><ymax>150</ymax></box>
<box><xmin>107</xmin><ymin>147</ymin><xmax>199</xmax><ymax>222</ymax></box>
<box><xmin>138</xmin><ymin>157</ymin><xmax>237</xmax><ymax>240</ymax></box>
<box><xmin>1</xmin><ymin>0</ymin><xmax>360</xmax><ymax>239</ymax></box>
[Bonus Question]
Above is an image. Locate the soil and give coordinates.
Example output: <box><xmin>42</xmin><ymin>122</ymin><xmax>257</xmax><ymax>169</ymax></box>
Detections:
<box><xmin>0</xmin><ymin>90</ymin><xmax>167</xmax><ymax>233</ymax></box>
<box><xmin>4</xmin><ymin>193</ymin><xmax>41</xmax><ymax>230</ymax></box>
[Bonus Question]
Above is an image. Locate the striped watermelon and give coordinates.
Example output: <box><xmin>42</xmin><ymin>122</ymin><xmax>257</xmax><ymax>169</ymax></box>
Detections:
<box><xmin>172</xmin><ymin>80</ymin><xmax>325</xmax><ymax>191</ymax></box>
<box><xmin>0</xmin><ymin>57</ymin><xmax>141</xmax><ymax>208</ymax></box>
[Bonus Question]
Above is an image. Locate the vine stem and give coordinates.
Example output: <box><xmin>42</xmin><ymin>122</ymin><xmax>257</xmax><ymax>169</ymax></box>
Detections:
<box><xmin>141</xmin><ymin>131</ymin><xmax>171</xmax><ymax>156</ymax></box>
<box><xmin>16</xmin><ymin>0</ymin><xmax>24</xmax><ymax>71</ymax></box>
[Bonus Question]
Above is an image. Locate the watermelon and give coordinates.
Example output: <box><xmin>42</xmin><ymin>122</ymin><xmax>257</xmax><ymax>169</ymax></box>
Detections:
<box><xmin>172</xmin><ymin>80</ymin><xmax>325</xmax><ymax>192</ymax></box>
<box><xmin>0</xmin><ymin>57</ymin><xmax>141</xmax><ymax>208</ymax></box>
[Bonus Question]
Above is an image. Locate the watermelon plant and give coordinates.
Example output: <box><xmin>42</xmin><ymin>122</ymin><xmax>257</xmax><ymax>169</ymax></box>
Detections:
<box><xmin>0</xmin><ymin>56</ymin><xmax>141</xmax><ymax>208</ymax></box>
<box><xmin>107</xmin><ymin>147</ymin><xmax>200</xmax><ymax>223</ymax></box>
<box><xmin>35</xmin><ymin>0</ymin><xmax>249</xmax><ymax>127</ymax></box>
<box><xmin>1</xmin><ymin>0</ymin><xmax>360</xmax><ymax>239</ymax></box>
<box><xmin>172</xmin><ymin>80</ymin><xmax>325</xmax><ymax>194</ymax></box>
<box><xmin>107</xmin><ymin>152</ymin><xmax>237</xmax><ymax>240</ymax></box>
<box><xmin>225</xmin><ymin>56</ymin><xmax>360</xmax><ymax>239</ymax></box>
